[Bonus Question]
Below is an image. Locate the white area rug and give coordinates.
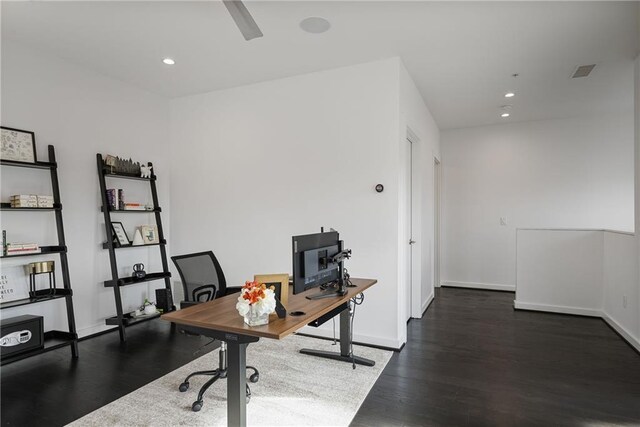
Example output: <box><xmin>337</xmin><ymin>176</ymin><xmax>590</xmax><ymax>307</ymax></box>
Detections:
<box><xmin>69</xmin><ymin>334</ymin><xmax>392</xmax><ymax>427</ymax></box>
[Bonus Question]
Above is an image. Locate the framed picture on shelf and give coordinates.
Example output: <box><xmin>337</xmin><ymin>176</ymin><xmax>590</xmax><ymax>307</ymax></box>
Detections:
<box><xmin>140</xmin><ymin>225</ymin><xmax>159</xmax><ymax>244</ymax></box>
<box><xmin>110</xmin><ymin>222</ymin><xmax>130</xmax><ymax>246</ymax></box>
<box><xmin>1</xmin><ymin>127</ymin><xmax>36</xmax><ymax>163</ymax></box>
<box><xmin>253</xmin><ymin>273</ymin><xmax>290</xmax><ymax>307</ymax></box>
<box><xmin>0</xmin><ymin>266</ymin><xmax>30</xmax><ymax>303</ymax></box>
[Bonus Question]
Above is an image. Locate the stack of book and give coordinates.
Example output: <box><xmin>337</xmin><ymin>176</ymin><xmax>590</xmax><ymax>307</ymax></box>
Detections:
<box><xmin>124</xmin><ymin>203</ymin><xmax>146</xmax><ymax>211</ymax></box>
<box><xmin>10</xmin><ymin>195</ymin><xmax>54</xmax><ymax>208</ymax></box>
<box><xmin>106</xmin><ymin>189</ymin><xmax>125</xmax><ymax>210</ymax></box>
<box><xmin>5</xmin><ymin>243</ymin><xmax>40</xmax><ymax>256</ymax></box>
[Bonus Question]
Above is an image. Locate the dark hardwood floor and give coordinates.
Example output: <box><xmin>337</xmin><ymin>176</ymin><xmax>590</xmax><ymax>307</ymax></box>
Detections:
<box><xmin>352</xmin><ymin>287</ymin><xmax>640</xmax><ymax>426</ymax></box>
<box><xmin>2</xmin><ymin>288</ymin><xmax>639</xmax><ymax>426</ymax></box>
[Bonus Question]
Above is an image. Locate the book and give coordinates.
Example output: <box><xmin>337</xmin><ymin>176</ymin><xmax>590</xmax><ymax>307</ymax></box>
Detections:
<box><xmin>118</xmin><ymin>189</ymin><xmax>124</xmax><ymax>210</ymax></box>
<box><xmin>106</xmin><ymin>189</ymin><xmax>117</xmax><ymax>209</ymax></box>
<box><xmin>2</xmin><ymin>230</ymin><xmax>6</xmax><ymax>256</ymax></box>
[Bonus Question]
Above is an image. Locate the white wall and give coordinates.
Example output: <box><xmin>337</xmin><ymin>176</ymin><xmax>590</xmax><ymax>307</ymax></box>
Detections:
<box><xmin>170</xmin><ymin>58</ymin><xmax>438</xmax><ymax>349</ymax></box>
<box><xmin>0</xmin><ymin>41</ymin><xmax>170</xmax><ymax>337</ymax></box>
<box><xmin>515</xmin><ymin>229</ymin><xmax>604</xmax><ymax>316</ymax></box>
<box><xmin>602</xmin><ymin>231</ymin><xmax>639</xmax><ymax>347</ymax></box>
<box><xmin>398</xmin><ymin>61</ymin><xmax>440</xmax><ymax>323</ymax></box>
<box><xmin>441</xmin><ymin>114</ymin><xmax>635</xmax><ymax>291</ymax></box>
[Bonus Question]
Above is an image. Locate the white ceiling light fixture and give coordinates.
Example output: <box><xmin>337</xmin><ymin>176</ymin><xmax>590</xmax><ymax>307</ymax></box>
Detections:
<box><xmin>162</xmin><ymin>58</ymin><xmax>175</xmax><ymax>65</ymax></box>
<box><xmin>504</xmin><ymin>92</ymin><xmax>515</xmax><ymax>98</ymax></box>
<box><xmin>300</xmin><ymin>17</ymin><xmax>331</xmax><ymax>34</ymax></box>
<box><xmin>501</xmin><ymin>112</ymin><xmax>510</xmax><ymax>118</ymax></box>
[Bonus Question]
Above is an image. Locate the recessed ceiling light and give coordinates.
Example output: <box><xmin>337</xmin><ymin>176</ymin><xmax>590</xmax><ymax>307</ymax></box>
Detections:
<box><xmin>162</xmin><ymin>58</ymin><xmax>175</xmax><ymax>65</ymax></box>
<box><xmin>501</xmin><ymin>113</ymin><xmax>510</xmax><ymax>118</ymax></box>
<box><xmin>300</xmin><ymin>17</ymin><xmax>331</xmax><ymax>34</ymax></box>
<box><xmin>505</xmin><ymin>92</ymin><xmax>515</xmax><ymax>98</ymax></box>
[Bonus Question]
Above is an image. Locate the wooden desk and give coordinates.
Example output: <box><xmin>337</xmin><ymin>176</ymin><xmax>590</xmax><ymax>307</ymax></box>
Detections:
<box><xmin>162</xmin><ymin>278</ymin><xmax>377</xmax><ymax>426</ymax></box>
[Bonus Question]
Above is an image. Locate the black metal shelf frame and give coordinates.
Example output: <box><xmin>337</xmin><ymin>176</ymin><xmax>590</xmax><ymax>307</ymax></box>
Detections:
<box><xmin>97</xmin><ymin>154</ymin><xmax>174</xmax><ymax>342</ymax></box>
<box><xmin>0</xmin><ymin>145</ymin><xmax>79</xmax><ymax>364</ymax></box>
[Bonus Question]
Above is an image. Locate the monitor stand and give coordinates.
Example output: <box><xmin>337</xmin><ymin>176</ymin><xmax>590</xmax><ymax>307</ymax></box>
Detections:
<box><xmin>306</xmin><ymin>281</ymin><xmax>348</xmax><ymax>300</ymax></box>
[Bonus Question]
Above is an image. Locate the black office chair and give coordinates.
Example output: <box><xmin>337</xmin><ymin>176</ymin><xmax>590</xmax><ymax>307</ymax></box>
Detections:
<box><xmin>171</xmin><ymin>251</ymin><xmax>259</xmax><ymax>412</ymax></box>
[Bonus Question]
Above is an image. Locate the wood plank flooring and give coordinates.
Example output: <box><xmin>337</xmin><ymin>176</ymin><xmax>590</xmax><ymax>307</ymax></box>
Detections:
<box><xmin>351</xmin><ymin>287</ymin><xmax>640</xmax><ymax>426</ymax></box>
<box><xmin>1</xmin><ymin>287</ymin><xmax>639</xmax><ymax>426</ymax></box>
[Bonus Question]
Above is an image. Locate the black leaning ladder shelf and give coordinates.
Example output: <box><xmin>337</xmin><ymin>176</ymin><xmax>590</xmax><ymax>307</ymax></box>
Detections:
<box><xmin>0</xmin><ymin>145</ymin><xmax>79</xmax><ymax>365</ymax></box>
<box><xmin>97</xmin><ymin>154</ymin><xmax>174</xmax><ymax>342</ymax></box>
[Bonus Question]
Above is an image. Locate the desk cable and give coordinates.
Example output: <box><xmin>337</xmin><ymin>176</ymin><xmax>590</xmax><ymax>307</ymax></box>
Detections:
<box><xmin>349</xmin><ymin>292</ymin><xmax>365</xmax><ymax>369</ymax></box>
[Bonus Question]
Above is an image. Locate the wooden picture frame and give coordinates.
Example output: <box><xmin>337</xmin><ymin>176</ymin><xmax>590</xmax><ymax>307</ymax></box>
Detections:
<box><xmin>1</xmin><ymin>126</ymin><xmax>36</xmax><ymax>163</ymax></box>
<box><xmin>140</xmin><ymin>225</ymin><xmax>159</xmax><ymax>244</ymax></box>
<box><xmin>110</xmin><ymin>222</ymin><xmax>130</xmax><ymax>246</ymax></box>
<box><xmin>254</xmin><ymin>273</ymin><xmax>290</xmax><ymax>307</ymax></box>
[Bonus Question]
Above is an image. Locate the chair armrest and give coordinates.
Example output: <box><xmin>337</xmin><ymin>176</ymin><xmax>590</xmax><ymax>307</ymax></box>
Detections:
<box><xmin>180</xmin><ymin>300</ymin><xmax>200</xmax><ymax>309</ymax></box>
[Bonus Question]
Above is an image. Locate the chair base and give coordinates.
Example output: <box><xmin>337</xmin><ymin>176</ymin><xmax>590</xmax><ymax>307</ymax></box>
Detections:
<box><xmin>178</xmin><ymin>342</ymin><xmax>259</xmax><ymax>412</ymax></box>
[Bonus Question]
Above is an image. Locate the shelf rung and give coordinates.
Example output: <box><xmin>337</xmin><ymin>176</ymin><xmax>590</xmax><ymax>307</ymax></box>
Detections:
<box><xmin>104</xmin><ymin>271</ymin><xmax>171</xmax><ymax>287</ymax></box>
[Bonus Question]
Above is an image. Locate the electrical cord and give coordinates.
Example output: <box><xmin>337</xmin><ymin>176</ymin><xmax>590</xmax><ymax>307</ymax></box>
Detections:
<box><xmin>349</xmin><ymin>292</ymin><xmax>365</xmax><ymax>369</ymax></box>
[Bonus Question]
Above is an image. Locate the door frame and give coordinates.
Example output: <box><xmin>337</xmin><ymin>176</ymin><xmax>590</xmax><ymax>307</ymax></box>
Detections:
<box><xmin>434</xmin><ymin>156</ymin><xmax>441</xmax><ymax>288</ymax></box>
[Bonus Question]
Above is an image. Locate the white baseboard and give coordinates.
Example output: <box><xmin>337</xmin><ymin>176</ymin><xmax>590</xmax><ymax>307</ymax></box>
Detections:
<box><xmin>421</xmin><ymin>292</ymin><xmax>434</xmax><ymax>316</ymax></box>
<box><xmin>297</xmin><ymin>325</ymin><xmax>403</xmax><ymax>350</ymax></box>
<box><xmin>442</xmin><ymin>280</ymin><xmax>515</xmax><ymax>292</ymax></box>
<box><xmin>602</xmin><ymin>312</ymin><xmax>640</xmax><ymax>353</ymax></box>
<box><xmin>513</xmin><ymin>301</ymin><xmax>601</xmax><ymax>317</ymax></box>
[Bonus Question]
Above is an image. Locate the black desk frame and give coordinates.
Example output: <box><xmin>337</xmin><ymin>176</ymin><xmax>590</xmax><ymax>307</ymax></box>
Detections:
<box><xmin>181</xmin><ymin>299</ymin><xmax>374</xmax><ymax>427</ymax></box>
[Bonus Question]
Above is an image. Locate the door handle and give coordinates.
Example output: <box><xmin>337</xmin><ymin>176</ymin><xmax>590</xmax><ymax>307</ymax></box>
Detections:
<box><xmin>409</xmin><ymin>239</ymin><xmax>416</xmax><ymax>245</ymax></box>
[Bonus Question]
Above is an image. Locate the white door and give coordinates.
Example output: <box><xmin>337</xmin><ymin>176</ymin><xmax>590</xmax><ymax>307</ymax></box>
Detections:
<box><xmin>404</xmin><ymin>137</ymin><xmax>414</xmax><ymax>322</ymax></box>
<box><xmin>434</xmin><ymin>157</ymin><xmax>441</xmax><ymax>288</ymax></box>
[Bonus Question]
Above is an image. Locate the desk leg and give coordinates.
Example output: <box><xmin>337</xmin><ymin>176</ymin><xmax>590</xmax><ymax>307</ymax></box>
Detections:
<box><xmin>300</xmin><ymin>305</ymin><xmax>375</xmax><ymax>367</ymax></box>
<box><xmin>227</xmin><ymin>341</ymin><xmax>248</xmax><ymax>427</ymax></box>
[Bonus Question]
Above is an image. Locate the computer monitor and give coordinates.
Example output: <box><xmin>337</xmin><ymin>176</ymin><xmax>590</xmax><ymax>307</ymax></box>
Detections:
<box><xmin>292</xmin><ymin>231</ymin><xmax>343</xmax><ymax>298</ymax></box>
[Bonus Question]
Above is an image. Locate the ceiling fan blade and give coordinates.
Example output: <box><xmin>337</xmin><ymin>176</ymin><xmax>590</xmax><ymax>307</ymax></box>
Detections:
<box><xmin>223</xmin><ymin>0</ymin><xmax>263</xmax><ymax>41</ymax></box>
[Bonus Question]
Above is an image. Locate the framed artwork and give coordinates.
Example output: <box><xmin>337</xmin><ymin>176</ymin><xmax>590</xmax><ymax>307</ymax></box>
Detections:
<box><xmin>111</xmin><ymin>222</ymin><xmax>130</xmax><ymax>246</ymax></box>
<box><xmin>140</xmin><ymin>225</ymin><xmax>159</xmax><ymax>244</ymax></box>
<box><xmin>254</xmin><ymin>273</ymin><xmax>290</xmax><ymax>307</ymax></box>
<box><xmin>1</xmin><ymin>126</ymin><xmax>36</xmax><ymax>163</ymax></box>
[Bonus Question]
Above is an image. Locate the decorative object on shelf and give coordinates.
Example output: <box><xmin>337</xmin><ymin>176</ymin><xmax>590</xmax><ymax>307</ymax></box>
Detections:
<box><xmin>1</xmin><ymin>127</ymin><xmax>36</xmax><ymax>163</ymax></box>
<box><xmin>155</xmin><ymin>288</ymin><xmax>173</xmax><ymax>312</ymax></box>
<box><xmin>140</xmin><ymin>298</ymin><xmax>157</xmax><ymax>315</ymax></box>
<box><xmin>140</xmin><ymin>164</ymin><xmax>152</xmax><ymax>178</ymax></box>
<box><xmin>0</xmin><ymin>266</ymin><xmax>30</xmax><ymax>303</ymax></box>
<box><xmin>102</xmin><ymin>155</ymin><xmax>142</xmax><ymax>176</ymax></box>
<box><xmin>253</xmin><ymin>273</ymin><xmax>289</xmax><ymax>307</ymax></box>
<box><xmin>140</xmin><ymin>225</ymin><xmax>159</xmax><ymax>244</ymax></box>
<box><xmin>27</xmin><ymin>261</ymin><xmax>56</xmax><ymax>298</ymax></box>
<box><xmin>110</xmin><ymin>222</ymin><xmax>130</xmax><ymax>246</ymax></box>
<box><xmin>132</xmin><ymin>263</ymin><xmax>146</xmax><ymax>280</ymax></box>
<box><xmin>104</xmin><ymin>155</ymin><xmax>117</xmax><ymax>173</ymax></box>
<box><xmin>236</xmin><ymin>281</ymin><xmax>276</xmax><ymax>326</ymax></box>
<box><xmin>132</xmin><ymin>228</ymin><xmax>144</xmax><ymax>246</ymax></box>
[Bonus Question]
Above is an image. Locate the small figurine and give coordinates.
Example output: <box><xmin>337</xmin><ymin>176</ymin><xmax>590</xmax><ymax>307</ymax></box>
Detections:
<box><xmin>140</xmin><ymin>164</ymin><xmax>153</xmax><ymax>178</ymax></box>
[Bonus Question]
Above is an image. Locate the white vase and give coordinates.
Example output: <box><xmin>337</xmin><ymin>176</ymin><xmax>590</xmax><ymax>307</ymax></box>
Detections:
<box><xmin>132</xmin><ymin>229</ymin><xmax>144</xmax><ymax>246</ymax></box>
<box><xmin>243</xmin><ymin>305</ymin><xmax>269</xmax><ymax>326</ymax></box>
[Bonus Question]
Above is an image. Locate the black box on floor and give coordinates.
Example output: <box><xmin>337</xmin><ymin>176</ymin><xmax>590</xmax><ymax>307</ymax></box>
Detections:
<box><xmin>155</xmin><ymin>288</ymin><xmax>173</xmax><ymax>312</ymax></box>
<box><xmin>0</xmin><ymin>315</ymin><xmax>44</xmax><ymax>359</ymax></box>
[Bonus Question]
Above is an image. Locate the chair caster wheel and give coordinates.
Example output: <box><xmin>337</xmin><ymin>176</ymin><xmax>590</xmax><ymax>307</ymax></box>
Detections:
<box><xmin>192</xmin><ymin>400</ymin><xmax>203</xmax><ymax>412</ymax></box>
<box><xmin>249</xmin><ymin>373</ymin><xmax>259</xmax><ymax>383</ymax></box>
<box><xmin>179</xmin><ymin>382</ymin><xmax>189</xmax><ymax>392</ymax></box>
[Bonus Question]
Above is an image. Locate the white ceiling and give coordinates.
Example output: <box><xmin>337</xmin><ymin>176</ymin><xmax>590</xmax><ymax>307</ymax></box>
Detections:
<box><xmin>2</xmin><ymin>1</ymin><xmax>639</xmax><ymax>130</ymax></box>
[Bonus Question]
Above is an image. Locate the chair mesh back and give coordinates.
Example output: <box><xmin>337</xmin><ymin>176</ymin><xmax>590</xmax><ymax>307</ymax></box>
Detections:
<box><xmin>172</xmin><ymin>253</ymin><xmax>224</xmax><ymax>303</ymax></box>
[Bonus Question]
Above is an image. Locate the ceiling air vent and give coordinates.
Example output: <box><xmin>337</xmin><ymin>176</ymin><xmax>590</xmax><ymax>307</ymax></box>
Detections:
<box><xmin>571</xmin><ymin>64</ymin><xmax>596</xmax><ymax>78</ymax></box>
